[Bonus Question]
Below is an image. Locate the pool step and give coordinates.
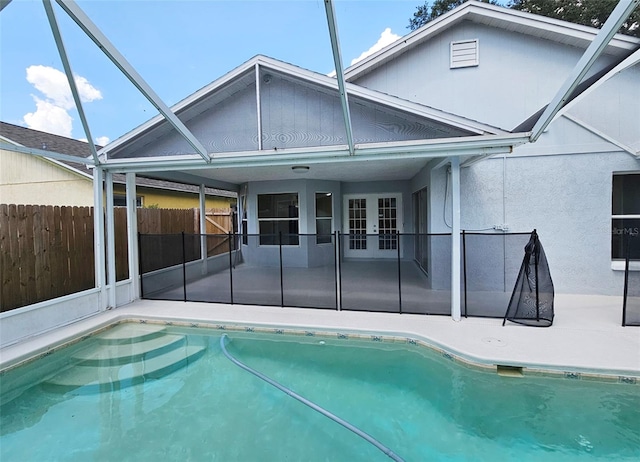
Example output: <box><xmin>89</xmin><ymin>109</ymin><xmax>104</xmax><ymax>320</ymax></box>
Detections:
<box><xmin>43</xmin><ymin>324</ymin><xmax>205</xmax><ymax>394</ymax></box>
<box><xmin>97</xmin><ymin>323</ymin><xmax>167</xmax><ymax>345</ymax></box>
<box><xmin>72</xmin><ymin>333</ymin><xmax>186</xmax><ymax>366</ymax></box>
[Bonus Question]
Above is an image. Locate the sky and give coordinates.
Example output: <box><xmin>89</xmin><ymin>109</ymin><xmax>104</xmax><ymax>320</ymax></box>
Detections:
<box><xmin>0</xmin><ymin>0</ymin><xmax>422</xmax><ymax>146</ymax></box>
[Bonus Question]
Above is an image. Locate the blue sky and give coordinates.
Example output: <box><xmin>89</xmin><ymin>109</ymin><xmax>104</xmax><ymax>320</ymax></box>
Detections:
<box><xmin>0</xmin><ymin>0</ymin><xmax>420</xmax><ymax>145</ymax></box>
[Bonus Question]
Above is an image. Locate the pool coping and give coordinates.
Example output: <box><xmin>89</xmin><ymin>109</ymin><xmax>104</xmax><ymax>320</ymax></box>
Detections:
<box><xmin>1</xmin><ymin>298</ymin><xmax>638</xmax><ymax>385</ymax></box>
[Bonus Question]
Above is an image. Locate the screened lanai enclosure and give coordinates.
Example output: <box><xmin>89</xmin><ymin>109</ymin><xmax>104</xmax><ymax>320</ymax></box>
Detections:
<box><xmin>4</xmin><ymin>0</ymin><xmax>637</xmax><ymax>333</ymax></box>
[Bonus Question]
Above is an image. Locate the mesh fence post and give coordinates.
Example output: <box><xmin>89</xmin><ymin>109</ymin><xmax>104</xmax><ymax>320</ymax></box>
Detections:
<box><xmin>337</xmin><ymin>231</ymin><xmax>343</xmax><ymax>311</ymax></box>
<box><xmin>228</xmin><ymin>232</ymin><xmax>234</xmax><ymax>305</ymax></box>
<box><xmin>534</xmin><ymin>231</ymin><xmax>540</xmax><ymax>323</ymax></box>
<box><xmin>622</xmin><ymin>232</ymin><xmax>631</xmax><ymax>327</ymax></box>
<box><xmin>397</xmin><ymin>233</ymin><xmax>402</xmax><ymax>314</ymax></box>
<box><xmin>279</xmin><ymin>231</ymin><xmax>284</xmax><ymax>308</ymax></box>
<box><xmin>137</xmin><ymin>232</ymin><xmax>144</xmax><ymax>298</ymax></box>
<box><xmin>334</xmin><ymin>231</ymin><xmax>339</xmax><ymax>311</ymax></box>
<box><xmin>181</xmin><ymin>232</ymin><xmax>187</xmax><ymax>302</ymax></box>
<box><xmin>462</xmin><ymin>230</ymin><xmax>467</xmax><ymax>318</ymax></box>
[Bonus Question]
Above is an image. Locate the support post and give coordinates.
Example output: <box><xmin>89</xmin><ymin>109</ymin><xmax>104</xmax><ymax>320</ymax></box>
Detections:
<box><xmin>450</xmin><ymin>158</ymin><xmax>462</xmax><ymax>321</ymax></box>
<box><xmin>93</xmin><ymin>166</ymin><xmax>106</xmax><ymax>307</ymax></box>
<box><xmin>105</xmin><ymin>171</ymin><xmax>116</xmax><ymax>309</ymax></box>
<box><xmin>125</xmin><ymin>173</ymin><xmax>139</xmax><ymax>301</ymax></box>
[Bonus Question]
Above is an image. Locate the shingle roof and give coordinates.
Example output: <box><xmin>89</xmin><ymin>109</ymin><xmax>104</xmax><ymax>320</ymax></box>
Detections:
<box><xmin>0</xmin><ymin>121</ymin><xmax>236</xmax><ymax>198</ymax></box>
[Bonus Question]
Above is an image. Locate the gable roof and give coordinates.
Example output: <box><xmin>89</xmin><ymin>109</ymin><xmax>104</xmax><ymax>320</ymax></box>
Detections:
<box><xmin>102</xmin><ymin>54</ymin><xmax>510</xmax><ymax>160</ymax></box>
<box><xmin>345</xmin><ymin>0</ymin><xmax>640</xmax><ymax>82</ymax></box>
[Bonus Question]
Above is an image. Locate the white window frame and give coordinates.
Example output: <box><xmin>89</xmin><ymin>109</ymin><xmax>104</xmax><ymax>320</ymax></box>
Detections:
<box><xmin>315</xmin><ymin>192</ymin><xmax>333</xmax><ymax>245</ymax></box>
<box><xmin>257</xmin><ymin>192</ymin><xmax>299</xmax><ymax>246</ymax></box>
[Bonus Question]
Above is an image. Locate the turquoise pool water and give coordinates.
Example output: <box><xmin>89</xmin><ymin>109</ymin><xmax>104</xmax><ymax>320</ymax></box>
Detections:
<box><xmin>1</xmin><ymin>324</ymin><xmax>639</xmax><ymax>461</ymax></box>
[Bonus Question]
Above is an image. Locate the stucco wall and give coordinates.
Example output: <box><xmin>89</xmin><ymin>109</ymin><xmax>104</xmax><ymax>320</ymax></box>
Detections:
<box><xmin>352</xmin><ymin>21</ymin><xmax>621</xmax><ymax>132</ymax></box>
<box><xmin>421</xmin><ymin>151</ymin><xmax>639</xmax><ymax>296</ymax></box>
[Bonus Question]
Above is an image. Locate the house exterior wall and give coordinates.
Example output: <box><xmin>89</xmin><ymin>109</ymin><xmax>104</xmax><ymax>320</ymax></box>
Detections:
<box><xmin>112</xmin><ymin>184</ymin><xmax>235</xmax><ymax>209</ymax></box>
<box><xmin>372</xmin><ymin>22</ymin><xmax>640</xmax><ymax>297</ymax></box>
<box><xmin>352</xmin><ymin>21</ymin><xmax>618</xmax><ymax>131</ymax></box>
<box><xmin>0</xmin><ymin>148</ymin><xmax>93</xmax><ymax>206</ymax></box>
<box><xmin>241</xmin><ymin>179</ymin><xmax>418</xmax><ymax>267</ymax></box>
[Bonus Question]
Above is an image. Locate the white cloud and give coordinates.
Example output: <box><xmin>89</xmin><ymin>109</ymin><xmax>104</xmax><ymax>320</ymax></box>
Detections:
<box><xmin>327</xmin><ymin>27</ymin><xmax>400</xmax><ymax>77</ymax></box>
<box><xmin>24</xmin><ymin>97</ymin><xmax>73</xmax><ymax>138</ymax></box>
<box><xmin>95</xmin><ymin>136</ymin><xmax>110</xmax><ymax>146</ymax></box>
<box><xmin>350</xmin><ymin>28</ymin><xmax>400</xmax><ymax>66</ymax></box>
<box><xmin>23</xmin><ymin>65</ymin><xmax>103</xmax><ymax>138</ymax></box>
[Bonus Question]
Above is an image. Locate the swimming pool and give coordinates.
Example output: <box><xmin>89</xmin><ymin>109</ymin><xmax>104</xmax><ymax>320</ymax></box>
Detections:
<box><xmin>1</xmin><ymin>322</ymin><xmax>639</xmax><ymax>461</ymax></box>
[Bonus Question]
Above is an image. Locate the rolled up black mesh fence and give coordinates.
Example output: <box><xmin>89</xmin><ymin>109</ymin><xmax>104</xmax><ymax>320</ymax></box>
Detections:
<box><xmin>502</xmin><ymin>230</ymin><xmax>554</xmax><ymax>327</ymax></box>
<box><xmin>622</xmin><ymin>233</ymin><xmax>640</xmax><ymax>326</ymax></box>
<box><xmin>462</xmin><ymin>232</ymin><xmax>531</xmax><ymax>318</ymax></box>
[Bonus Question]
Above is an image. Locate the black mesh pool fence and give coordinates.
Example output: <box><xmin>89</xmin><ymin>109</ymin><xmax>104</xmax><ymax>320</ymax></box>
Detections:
<box><xmin>138</xmin><ymin>231</ymin><xmax>536</xmax><ymax>318</ymax></box>
<box><xmin>622</xmin><ymin>233</ymin><xmax>640</xmax><ymax>327</ymax></box>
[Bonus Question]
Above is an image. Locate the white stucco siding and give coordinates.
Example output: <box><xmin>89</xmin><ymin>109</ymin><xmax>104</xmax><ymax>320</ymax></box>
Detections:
<box><xmin>421</xmin><ymin>150</ymin><xmax>638</xmax><ymax>296</ymax></box>
<box><xmin>352</xmin><ymin>22</ymin><xmax>617</xmax><ymax>131</ymax></box>
<box><xmin>0</xmin><ymin>148</ymin><xmax>93</xmax><ymax>206</ymax></box>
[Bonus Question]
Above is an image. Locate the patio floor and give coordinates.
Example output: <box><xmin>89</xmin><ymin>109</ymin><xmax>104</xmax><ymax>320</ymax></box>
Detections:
<box><xmin>143</xmin><ymin>260</ymin><xmax>510</xmax><ymax>317</ymax></box>
<box><xmin>2</xmin><ymin>293</ymin><xmax>638</xmax><ymax>378</ymax></box>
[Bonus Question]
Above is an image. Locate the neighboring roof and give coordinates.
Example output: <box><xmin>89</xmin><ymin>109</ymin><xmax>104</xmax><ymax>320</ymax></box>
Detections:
<box><xmin>0</xmin><ymin>122</ymin><xmax>236</xmax><ymax>198</ymax></box>
<box><xmin>0</xmin><ymin>121</ymin><xmax>97</xmax><ymax>177</ymax></box>
<box><xmin>344</xmin><ymin>0</ymin><xmax>640</xmax><ymax>82</ymax></box>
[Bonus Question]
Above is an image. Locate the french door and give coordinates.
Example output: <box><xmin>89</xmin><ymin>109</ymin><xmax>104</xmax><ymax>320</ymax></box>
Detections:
<box><xmin>343</xmin><ymin>194</ymin><xmax>402</xmax><ymax>258</ymax></box>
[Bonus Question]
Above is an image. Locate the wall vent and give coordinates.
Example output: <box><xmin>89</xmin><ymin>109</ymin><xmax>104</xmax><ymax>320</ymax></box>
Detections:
<box><xmin>450</xmin><ymin>39</ymin><xmax>479</xmax><ymax>69</ymax></box>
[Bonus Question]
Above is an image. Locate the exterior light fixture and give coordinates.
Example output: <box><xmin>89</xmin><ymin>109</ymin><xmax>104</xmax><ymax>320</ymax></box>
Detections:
<box><xmin>291</xmin><ymin>165</ymin><xmax>310</xmax><ymax>173</ymax></box>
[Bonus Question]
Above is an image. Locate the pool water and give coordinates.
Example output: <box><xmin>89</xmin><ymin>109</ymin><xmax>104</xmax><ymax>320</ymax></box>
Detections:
<box><xmin>1</xmin><ymin>324</ymin><xmax>639</xmax><ymax>461</ymax></box>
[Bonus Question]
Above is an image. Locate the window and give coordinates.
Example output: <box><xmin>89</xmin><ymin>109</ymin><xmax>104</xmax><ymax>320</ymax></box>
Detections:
<box><xmin>612</xmin><ymin>173</ymin><xmax>640</xmax><ymax>260</ymax></box>
<box><xmin>258</xmin><ymin>193</ymin><xmax>299</xmax><ymax>245</ymax></box>
<box><xmin>315</xmin><ymin>192</ymin><xmax>333</xmax><ymax>244</ymax></box>
<box><xmin>450</xmin><ymin>39</ymin><xmax>479</xmax><ymax>69</ymax></box>
<box><xmin>114</xmin><ymin>194</ymin><xmax>142</xmax><ymax>207</ymax></box>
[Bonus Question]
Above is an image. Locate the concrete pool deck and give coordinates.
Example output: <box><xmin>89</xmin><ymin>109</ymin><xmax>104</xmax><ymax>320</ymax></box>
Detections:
<box><xmin>1</xmin><ymin>294</ymin><xmax>639</xmax><ymax>379</ymax></box>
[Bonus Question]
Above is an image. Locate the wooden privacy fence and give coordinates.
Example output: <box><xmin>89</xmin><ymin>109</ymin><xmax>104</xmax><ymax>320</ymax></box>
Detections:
<box><xmin>1</xmin><ymin>205</ymin><xmax>234</xmax><ymax>312</ymax></box>
<box><xmin>1</xmin><ymin>204</ymin><xmax>95</xmax><ymax>312</ymax></box>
